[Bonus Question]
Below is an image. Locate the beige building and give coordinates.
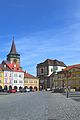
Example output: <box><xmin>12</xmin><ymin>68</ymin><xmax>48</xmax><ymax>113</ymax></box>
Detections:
<box><xmin>24</xmin><ymin>72</ymin><xmax>39</xmax><ymax>91</ymax></box>
<box><xmin>51</xmin><ymin>64</ymin><xmax>80</xmax><ymax>91</ymax></box>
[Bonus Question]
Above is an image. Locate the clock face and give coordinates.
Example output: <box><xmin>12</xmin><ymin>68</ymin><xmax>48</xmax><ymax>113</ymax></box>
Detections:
<box><xmin>13</xmin><ymin>59</ymin><xmax>17</xmax><ymax>63</ymax></box>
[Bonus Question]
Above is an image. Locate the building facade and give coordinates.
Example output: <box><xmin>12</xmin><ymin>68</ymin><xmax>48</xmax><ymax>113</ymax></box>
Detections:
<box><xmin>53</xmin><ymin>65</ymin><xmax>80</xmax><ymax>91</ymax></box>
<box><xmin>12</xmin><ymin>71</ymin><xmax>24</xmax><ymax>90</ymax></box>
<box><xmin>24</xmin><ymin>72</ymin><xmax>39</xmax><ymax>91</ymax></box>
<box><xmin>37</xmin><ymin>59</ymin><xmax>66</xmax><ymax>90</ymax></box>
<box><xmin>0</xmin><ymin>70</ymin><xmax>4</xmax><ymax>89</ymax></box>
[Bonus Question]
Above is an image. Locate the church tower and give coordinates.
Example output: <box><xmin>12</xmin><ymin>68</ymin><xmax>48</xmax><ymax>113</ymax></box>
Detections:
<box><xmin>7</xmin><ymin>37</ymin><xmax>20</xmax><ymax>66</ymax></box>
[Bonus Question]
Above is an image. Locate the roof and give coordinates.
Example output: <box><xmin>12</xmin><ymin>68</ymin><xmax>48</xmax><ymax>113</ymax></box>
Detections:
<box><xmin>8</xmin><ymin>38</ymin><xmax>19</xmax><ymax>55</ymax></box>
<box><xmin>1</xmin><ymin>60</ymin><xmax>24</xmax><ymax>72</ymax></box>
<box><xmin>0</xmin><ymin>63</ymin><xmax>12</xmax><ymax>71</ymax></box>
<box><xmin>24</xmin><ymin>72</ymin><xmax>37</xmax><ymax>79</ymax></box>
<box><xmin>63</xmin><ymin>64</ymin><xmax>80</xmax><ymax>71</ymax></box>
<box><xmin>72</xmin><ymin>64</ymin><xmax>80</xmax><ymax>67</ymax></box>
<box><xmin>37</xmin><ymin>59</ymin><xmax>66</xmax><ymax>67</ymax></box>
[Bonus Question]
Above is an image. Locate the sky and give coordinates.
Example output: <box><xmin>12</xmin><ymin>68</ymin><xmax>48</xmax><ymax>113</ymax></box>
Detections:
<box><xmin>0</xmin><ymin>0</ymin><xmax>80</xmax><ymax>76</ymax></box>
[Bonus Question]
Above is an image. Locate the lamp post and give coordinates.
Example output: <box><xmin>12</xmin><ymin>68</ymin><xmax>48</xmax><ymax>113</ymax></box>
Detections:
<box><xmin>66</xmin><ymin>70</ymin><xmax>69</xmax><ymax>98</ymax></box>
<box><xmin>65</xmin><ymin>70</ymin><xmax>71</xmax><ymax>98</ymax></box>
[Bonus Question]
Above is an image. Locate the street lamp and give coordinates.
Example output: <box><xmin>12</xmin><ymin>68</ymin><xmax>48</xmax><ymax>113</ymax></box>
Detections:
<box><xmin>65</xmin><ymin>70</ymin><xmax>71</xmax><ymax>98</ymax></box>
<box><xmin>66</xmin><ymin>70</ymin><xmax>69</xmax><ymax>98</ymax></box>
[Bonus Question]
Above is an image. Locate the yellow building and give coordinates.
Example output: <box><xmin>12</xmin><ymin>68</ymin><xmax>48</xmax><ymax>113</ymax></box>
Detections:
<box><xmin>53</xmin><ymin>65</ymin><xmax>80</xmax><ymax>91</ymax></box>
<box><xmin>0</xmin><ymin>70</ymin><xmax>4</xmax><ymax>89</ymax></box>
<box><xmin>24</xmin><ymin>72</ymin><xmax>39</xmax><ymax>91</ymax></box>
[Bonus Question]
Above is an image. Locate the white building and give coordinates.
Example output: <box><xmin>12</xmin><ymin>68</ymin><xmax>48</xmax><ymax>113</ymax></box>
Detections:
<box><xmin>37</xmin><ymin>59</ymin><xmax>66</xmax><ymax>90</ymax></box>
<box><xmin>12</xmin><ymin>71</ymin><xmax>24</xmax><ymax>90</ymax></box>
<box><xmin>1</xmin><ymin>60</ymin><xmax>24</xmax><ymax>90</ymax></box>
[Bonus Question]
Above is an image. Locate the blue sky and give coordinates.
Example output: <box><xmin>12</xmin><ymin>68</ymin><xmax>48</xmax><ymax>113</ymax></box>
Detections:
<box><xmin>0</xmin><ymin>0</ymin><xmax>80</xmax><ymax>75</ymax></box>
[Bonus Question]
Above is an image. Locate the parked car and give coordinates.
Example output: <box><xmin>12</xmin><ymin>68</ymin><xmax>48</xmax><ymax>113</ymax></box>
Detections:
<box><xmin>19</xmin><ymin>88</ymin><xmax>26</xmax><ymax>92</ymax></box>
<box><xmin>7</xmin><ymin>89</ymin><xmax>17</xmax><ymax>93</ymax></box>
<box><xmin>0</xmin><ymin>89</ymin><xmax>5</xmax><ymax>92</ymax></box>
<box><xmin>26</xmin><ymin>88</ymin><xmax>30</xmax><ymax>92</ymax></box>
<box><xmin>52</xmin><ymin>88</ymin><xmax>65</xmax><ymax>93</ymax></box>
<box><xmin>47</xmin><ymin>88</ymin><xmax>51</xmax><ymax>91</ymax></box>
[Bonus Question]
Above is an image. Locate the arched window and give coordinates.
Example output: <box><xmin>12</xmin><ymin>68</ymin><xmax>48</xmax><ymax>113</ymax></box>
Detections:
<box><xmin>4</xmin><ymin>85</ymin><xmax>7</xmax><ymax>90</ymax></box>
<box><xmin>24</xmin><ymin>86</ymin><xmax>28</xmax><ymax>89</ymax></box>
<box><xmin>0</xmin><ymin>85</ymin><xmax>2</xmax><ymax>90</ymax></box>
<box><xmin>9</xmin><ymin>85</ymin><xmax>12</xmax><ymax>90</ymax></box>
<box><xmin>19</xmin><ymin>86</ymin><xmax>22</xmax><ymax>90</ymax></box>
<box><xmin>29</xmin><ymin>86</ymin><xmax>33</xmax><ymax>91</ymax></box>
<box><xmin>14</xmin><ymin>86</ymin><xmax>17</xmax><ymax>90</ymax></box>
<box><xmin>34</xmin><ymin>86</ymin><xmax>37</xmax><ymax>91</ymax></box>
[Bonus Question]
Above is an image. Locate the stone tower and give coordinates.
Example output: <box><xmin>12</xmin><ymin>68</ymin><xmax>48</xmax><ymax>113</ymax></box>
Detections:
<box><xmin>7</xmin><ymin>37</ymin><xmax>20</xmax><ymax>66</ymax></box>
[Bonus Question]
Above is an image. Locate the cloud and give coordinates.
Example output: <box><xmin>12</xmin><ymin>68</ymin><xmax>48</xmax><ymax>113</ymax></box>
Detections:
<box><xmin>1</xmin><ymin>16</ymin><xmax>80</xmax><ymax>76</ymax></box>
<box><xmin>7</xmin><ymin>22</ymin><xmax>78</xmax><ymax>75</ymax></box>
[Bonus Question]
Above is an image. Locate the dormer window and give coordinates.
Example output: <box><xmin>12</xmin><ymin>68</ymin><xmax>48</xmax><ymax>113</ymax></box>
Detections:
<box><xmin>4</xmin><ymin>64</ymin><xmax>6</xmax><ymax>68</ymax></box>
<box><xmin>14</xmin><ymin>64</ymin><xmax>16</xmax><ymax>67</ymax></box>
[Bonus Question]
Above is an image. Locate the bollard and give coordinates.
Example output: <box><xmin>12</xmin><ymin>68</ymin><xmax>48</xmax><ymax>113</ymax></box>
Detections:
<box><xmin>66</xmin><ymin>90</ymin><xmax>69</xmax><ymax>98</ymax></box>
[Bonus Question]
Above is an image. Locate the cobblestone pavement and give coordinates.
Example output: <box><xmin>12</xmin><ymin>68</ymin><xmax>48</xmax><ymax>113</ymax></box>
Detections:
<box><xmin>0</xmin><ymin>92</ymin><xmax>80</xmax><ymax>120</ymax></box>
<box><xmin>47</xmin><ymin>92</ymin><xmax>80</xmax><ymax>120</ymax></box>
<box><xmin>62</xmin><ymin>92</ymin><xmax>80</xmax><ymax>102</ymax></box>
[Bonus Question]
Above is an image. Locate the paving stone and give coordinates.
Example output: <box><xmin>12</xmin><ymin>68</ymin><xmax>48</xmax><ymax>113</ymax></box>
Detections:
<box><xmin>0</xmin><ymin>92</ymin><xmax>80</xmax><ymax>120</ymax></box>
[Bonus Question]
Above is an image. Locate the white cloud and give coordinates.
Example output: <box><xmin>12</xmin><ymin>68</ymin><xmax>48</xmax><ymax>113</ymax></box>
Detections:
<box><xmin>9</xmin><ymin>22</ymin><xmax>79</xmax><ymax>75</ymax></box>
<box><xmin>1</xmin><ymin>20</ymin><xmax>80</xmax><ymax>75</ymax></box>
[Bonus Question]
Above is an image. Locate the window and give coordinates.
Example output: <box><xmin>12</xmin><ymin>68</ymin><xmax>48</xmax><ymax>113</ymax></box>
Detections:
<box><xmin>34</xmin><ymin>81</ymin><xmax>37</xmax><ymax>84</ymax></box>
<box><xmin>14</xmin><ymin>64</ymin><xmax>16</xmax><ymax>67</ymax></box>
<box><xmin>0</xmin><ymin>74</ymin><xmax>2</xmax><ymax>77</ymax></box>
<box><xmin>51</xmin><ymin>68</ymin><xmax>53</xmax><ymax>72</ymax></box>
<box><xmin>19</xmin><ymin>74</ymin><xmax>22</xmax><ymax>78</ymax></box>
<box><xmin>25</xmin><ymin>80</ymin><xmax>28</xmax><ymax>83</ymax></box>
<box><xmin>10</xmin><ymin>73</ymin><xmax>12</xmax><ymax>77</ymax></box>
<box><xmin>54</xmin><ymin>66</ymin><xmax>58</xmax><ymax>70</ymax></box>
<box><xmin>4</xmin><ymin>64</ymin><xmax>6</xmax><ymax>68</ymax></box>
<box><xmin>72</xmin><ymin>74</ymin><xmax>76</xmax><ymax>77</ymax></box>
<box><xmin>41</xmin><ymin>68</ymin><xmax>43</xmax><ymax>73</ymax></box>
<box><xmin>5</xmin><ymin>78</ymin><xmax>7</xmax><ymax>83</ymax></box>
<box><xmin>14</xmin><ymin>80</ymin><xmax>17</xmax><ymax>83</ymax></box>
<box><xmin>19</xmin><ymin>80</ymin><xmax>23</xmax><ymax>83</ymax></box>
<box><xmin>29</xmin><ymin>80</ymin><xmax>33</xmax><ymax>83</ymax></box>
<box><xmin>45</xmin><ymin>67</ymin><xmax>47</xmax><ymax>72</ymax></box>
<box><xmin>14</xmin><ymin>74</ymin><xmax>17</xmax><ymax>77</ymax></box>
<box><xmin>5</xmin><ymin>73</ymin><xmax>7</xmax><ymax>77</ymax></box>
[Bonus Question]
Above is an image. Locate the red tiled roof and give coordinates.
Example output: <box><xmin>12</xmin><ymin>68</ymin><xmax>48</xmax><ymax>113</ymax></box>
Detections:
<box><xmin>24</xmin><ymin>72</ymin><xmax>37</xmax><ymax>79</ymax></box>
<box><xmin>63</xmin><ymin>64</ymin><xmax>80</xmax><ymax>71</ymax></box>
<box><xmin>72</xmin><ymin>64</ymin><xmax>80</xmax><ymax>67</ymax></box>
<box><xmin>2</xmin><ymin>60</ymin><xmax>24</xmax><ymax>72</ymax></box>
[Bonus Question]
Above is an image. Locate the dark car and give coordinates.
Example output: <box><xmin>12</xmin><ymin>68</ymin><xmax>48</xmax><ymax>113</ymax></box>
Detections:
<box><xmin>0</xmin><ymin>89</ymin><xmax>5</xmax><ymax>92</ymax></box>
<box><xmin>19</xmin><ymin>88</ymin><xmax>26</xmax><ymax>92</ymax></box>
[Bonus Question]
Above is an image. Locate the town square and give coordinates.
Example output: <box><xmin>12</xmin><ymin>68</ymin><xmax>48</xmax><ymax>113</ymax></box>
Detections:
<box><xmin>0</xmin><ymin>0</ymin><xmax>80</xmax><ymax>120</ymax></box>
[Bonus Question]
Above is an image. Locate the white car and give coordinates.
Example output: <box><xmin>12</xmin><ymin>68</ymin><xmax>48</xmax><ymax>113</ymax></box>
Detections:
<box><xmin>26</xmin><ymin>88</ymin><xmax>30</xmax><ymax>92</ymax></box>
<box><xmin>47</xmin><ymin>88</ymin><xmax>51</xmax><ymax>91</ymax></box>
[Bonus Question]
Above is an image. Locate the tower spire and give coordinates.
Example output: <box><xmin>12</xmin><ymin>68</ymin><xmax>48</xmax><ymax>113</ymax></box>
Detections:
<box><xmin>10</xmin><ymin>37</ymin><xmax>17</xmax><ymax>54</ymax></box>
<box><xmin>7</xmin><ymin>37</ymin><xmax>20</xmax><ymax>65</ymax></box>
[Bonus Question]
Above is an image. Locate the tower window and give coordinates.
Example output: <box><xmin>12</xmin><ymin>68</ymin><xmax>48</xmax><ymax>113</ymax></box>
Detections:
<box><xmin>13</xmin><ymin>59</ymin><xmax>17</xmax><ymax>63</ymax></box>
